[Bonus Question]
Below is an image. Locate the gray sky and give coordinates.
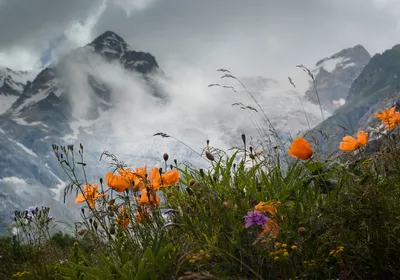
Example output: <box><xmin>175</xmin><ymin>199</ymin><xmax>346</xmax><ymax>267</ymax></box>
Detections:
<box><xmin>0</xmin><ymin>0</ymin><xmax>399</xmax><ymax>79</ymax></box>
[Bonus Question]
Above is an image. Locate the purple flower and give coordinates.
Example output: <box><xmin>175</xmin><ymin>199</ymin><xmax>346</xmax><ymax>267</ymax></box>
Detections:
<box><xmin>243</xmin><ymin>210</ymin><xmax>268</xmax><ymax>228</ymax></box>
<box><xmin>162</xmin><ymin>209</ymin><xmax>178</xmax><ymax>215</ymax></box>
<box><xmin>26</xmin><ymin>206</ymin><xmax>36</xmax><ymax>213</ymax></box>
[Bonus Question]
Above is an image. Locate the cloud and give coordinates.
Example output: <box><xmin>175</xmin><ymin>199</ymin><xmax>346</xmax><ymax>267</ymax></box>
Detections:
<box><xmin>90</xmin><ymin>0</ymin><xmax>400</xmax><ymax>79</ymax></box>
<box><xmin>112</xmin><ymin>0</ymin><xmax>158</xmax><ymax>16</ymax></box>
<box><xmin>56</xmin><ymin>49</ymin><xmax>326</xmax><ymax>171</ymax></box>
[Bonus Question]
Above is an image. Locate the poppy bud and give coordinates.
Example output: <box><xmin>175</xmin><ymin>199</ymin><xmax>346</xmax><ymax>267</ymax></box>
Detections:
<box><xmin>189</xmin><ymin>179</ymin><xmax>196</xmax><ymax>186</ymax></box>
<box><xmin>159</xmin><ymin>167</ymin><xmax>163</xmax><ymax>174</ymax></box>
<box><xmin>93</xmin><ymin>221</ymin><xmax>98</xmax><ymax>230</ymax></box>
<box><xmin>233</xmin><ymin>163</ymin><xmax>236</xmax><ymax>170</ymax></box>
<box><xmin>110</xmin><ymin>225</ymin><xmax>116</xmax><ymax>235</ymax></box>
<box><xmin>223</xmin><ymin>201</ymin><xmax>232</xmax><ymax>209</ymax></box>
<box><xmin>100</xmin><ymin>178</ymin><xmax>103</xmax><ymax>184</ymax></box>
<box><xmin>89</xmin><ymin>218</ymin><xmax>93</xmax><ymax>224</ymax></box>
<box><xmin>249</xmin><ymin>146</ymin><xmax>253</xmax><ymax>153</ymax></box>
<box><xmin>205</xmin><ymin>151</ymin><xmax>214</xmax><ymax>161</ymax></box>
<box><xmin>249</xmin><ymin>153</ymin><xmax>255</xmax><ymax>160</ymax></box>
<box><xmin>206</xmin><ymin>139</ymin><xmax>210</xmax><ymax>146</ymax></box>
<box><xmin>109</xmin><ymin>199</ymin><xmax>115</xmax><ymax>206</ymax></box>
<box><xmin>174</xmin><ymin>159</ymin><xmax>178</xmax><ymax>166</ymax></box>
<box><xmin>199</xmin><ymin>169</ymin><xmax>204</xmax><ymax>178</ymax></box>
<box><xmin>80</xmin><ymin>143</ymin><xmax>83</xmax><ymax>150</ymax></box>
<box><xmin>81</xmin><ymin>208</ymin><xmax>85</xmax><ymax>215</ymax></box>
<box><xmin>163</xmin><ymin>153</ymin><xmax>169</xmax><ymax>161</ymax></box>
<box><xmin>241</xmin><ymin>134</ymin><xmax>246</xmax><ymax>145</ymax></box>
<box><xmin>298</xmin><ymin>227</ymin><xmax>306</xmax><ymax>235</ymax></box>
<box><xmin>170</xmin><ymin>164</ymin><xmax>174</xmax><ymax>170</ymax></box>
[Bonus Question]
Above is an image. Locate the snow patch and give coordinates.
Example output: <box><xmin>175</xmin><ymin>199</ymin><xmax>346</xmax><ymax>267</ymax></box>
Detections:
<box><xmin>0</xmin><ymin>177</ymin><xmax>27</xmax><ymax>184</ymax></box>
<box><xmin>317</xmin><ymin>57</ymin><xmax>345</xmax><ymax>72</ymax></box>
<box><xmin>332</xmin><ymin>98</ymin><xmax>346</xmax><ymax>106</ymax></box>
<box><xmin>0</xmin><ymin>95</ymin><xmax>18</xmax><ymax>114</ymax></box>
<box><xmin>7</xmin><ymin>138</ymin><xmax>37</xmax><ymax>157</ymax></box>
<box><xmin>343</xmin><ymin>62</ymin><xmax>356</xmax><ymax>68</ymax></box>
<box><xmin>13</xmin><ymin>117</ymin><xmax>48</xmax><ymax>127</ymax></box>
<box><xmin>14</xmin><ymin>77</ymin><xmax>63</xmax><ymax>112</ymax></box>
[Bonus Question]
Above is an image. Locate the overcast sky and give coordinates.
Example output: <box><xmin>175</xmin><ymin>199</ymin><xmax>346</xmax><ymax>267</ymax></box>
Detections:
<box><xmin>0</xmin><ymin>0</ymin><xmax>399</xmax><ymax>80</ymax></box>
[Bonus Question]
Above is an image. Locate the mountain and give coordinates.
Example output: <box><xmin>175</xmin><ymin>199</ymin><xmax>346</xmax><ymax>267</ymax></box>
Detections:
<box><xmin>0</xmin><ymin>31</ymin><xmax>168</xmax><ymax>233</ymax></box>
<box><xmin>0</xmin><ymin>67</ymin><xmax>33</xmax><ymax>114</ymax></box>
<box><xmin>307</xmin><ymin>44</ymin><xmax>400</xmax><ymax>154</ymax></box>
<box><xmin>304</xmin><ymin>45</ymin><xmax>371</xmax><ymax>112</ymax></box>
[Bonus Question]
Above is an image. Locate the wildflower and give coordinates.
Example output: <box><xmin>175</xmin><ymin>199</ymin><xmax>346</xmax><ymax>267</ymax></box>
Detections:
<box><xmin>105</xmin><ymin>171</ymin><xmax>131</xmax><ymax>192</ymax></box>
<box><xmin>283</xmin><ymin>252</ymin><xmax>289</xmax><ymax>257</ymax></box>
<box><xmin>136</xmin><ymin>208</ymin><xmax>150</xmax><ymax>222</ymax></box>
<box><xmin>75</xmin><ymin>184</ymin><xmax>106</xmax><ymax>209</ymax></box>
<box><xmin>281</xmin><ymin>243</ymin><xmax>287</xmax><ymax>248</ymax></box>
<box><xmin>274</xmin><ymin>256</ymin><xmax>279</xmax><ymax>261</ymax></box>
<box><xmin>255</xmin><ymin>200</ymin><xmax>281</xmax><ymax>216</ymax></box>
<box><xmin>260</xmin><ymin>219</ymin><xmax>280</xmax><ymax>238</ymax></box>
<box><xmin>223</xmin><ymin>200</ymin><xmax>233</xmax><ymax>209</ymax></box>
<box><xmin>387</xmin><ymin>111</ymin><xmax>400</xmax><ymax>129</ymax></box>
<box><xmin>243</xmin><ymin>210</ymin><xmax>268</xmax><ymax>228</ymax></box>
<box><xmin>25</xmin><ymin>206</ymin><xmax>37</xmax><ymax>213</ymax></box>
<box><xmin>291</xmin><ymin>245</ymin><xmax>297</xmax><ymax>250</ymax></box>
<box><xmin>298</xmin><ymin>227</ymin><xmax>306</xmax><ymax>235</ymax></box>
<box><xmin>375</xmin><ymin>106</ymin><xmax>396</xmax><ymax>129</ymax></box>
<box><xmin>288</xmin><ymin>137</ymin><xmax>313</xmax><ymax>160</ymax></box>
<box><xmin>339</xmin><ymin>131</ymin><xmax>368</xmax><ymax>151</ymax></box>
<box><xmin>136</xmin><ymin>188</ymin><xmax>160</xmax><ymax>207</ymax></box>
<box><xmin>116</xmin><ymin>206</ymin><xmax>129</xmax><ymax>231</ymax></box>
<box><xmin>148</xmin><ymin>167</ymin><xmax>180</xmax><ymax>190</ymax></box>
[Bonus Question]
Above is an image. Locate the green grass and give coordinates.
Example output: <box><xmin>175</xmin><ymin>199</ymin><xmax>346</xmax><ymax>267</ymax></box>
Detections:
<box><xmin>2</xmin><ymin>133</ymin><xmax>400</xmax><ymax>280</ymax></box>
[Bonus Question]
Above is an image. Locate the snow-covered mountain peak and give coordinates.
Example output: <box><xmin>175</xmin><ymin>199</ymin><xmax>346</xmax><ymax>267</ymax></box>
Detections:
<box><xmin>305</xmin><ymin>45</ymin><xmax>371</xmax><ymax>112</ymax></box>
<box><xmin>0</xmin><ymin>67</ymin><xmax>34</xmax><ymax>114</ymax></box>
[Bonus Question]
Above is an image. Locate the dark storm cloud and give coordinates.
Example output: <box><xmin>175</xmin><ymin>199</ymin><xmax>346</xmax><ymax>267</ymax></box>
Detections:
<box><xmin>92</xmin><ymin>0</ymin><xmax>400</xmax><ymax>78</ymax></box>
<box><xmin>0</xmin><ymin>0</ymin><xmax>100</xmax><ymax>51</ymax></box>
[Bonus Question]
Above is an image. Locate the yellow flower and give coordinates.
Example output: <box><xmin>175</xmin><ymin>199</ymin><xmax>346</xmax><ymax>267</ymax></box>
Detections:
<box><xmin>283</xmin><ymin>252</ymin><xmax>289</xmax><ymax>257</ymax></box>
<box><xmin>281</xmin><ymin>244</ymin><xmax>287</xmax><ymax>248</ymax></box>
<box><xmin>274</xmin><ymin>256</ymin><xmax>279</xmax><ymax>261</ymax></box>
<box><xmin>291</xmin><ymin>245</ymin><xmax>297</xmax><ymax>250</ymax></box>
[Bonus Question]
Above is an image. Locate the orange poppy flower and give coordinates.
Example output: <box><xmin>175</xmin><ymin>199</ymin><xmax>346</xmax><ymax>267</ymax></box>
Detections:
<box><xmin>288</xmin><ymin>137</ymin><xmax>313</xmax><ymax>160</ymax></box>
<box><xmin>375</xmin><ymin>106</ymin><xmax>396</xmax><ymax>121</ymax></box>
<box><xmin>118</xmin><ymin>166</ymin><xmax>147</xmax><ymax>192</ymax></box>
<box><xmin>116</xmin><ymin>206</ymin><xmax>129</xmax><ymax>231</ymax></box>
<box><xmin>255</xmin><ymin>201</ymin><xmax>281</xmax><ymax>216</ymax></box>
<box><xmin>136</xmin><ymin>188</ymin><xmax>160</xmax><ymax>207</ymax></box>
<box><xmin>386</xmin><ymin>112</ymin><xmax>400</xmax><ymax>130</ymax></box>
<box><xmin>259</xmin><ymin>219</ymin><xmax>279</xmax><ymax>238</ymax></box>
<box><xmin>105</xmin><ymin>172</ymin><xmax>131</xmax><ymax>192</ymax></box>
<box><xmin>339</xmin><ymin>131</ymin><xmax>368</xmax><ymax>152</ymax></box>
<box><xmin>136</xmin><ymin>208</ymin><xmax>150</xmax><ymax>222</ymax></box>
<box><xmin>148</xmin><ymin>167</ymin><xmax>180</xmax><ymax>190</ymax></box>
<box><xmin>75</xmin><ymin>184</ymin><xmax>106</xmax><ymax>209</ymax></box>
